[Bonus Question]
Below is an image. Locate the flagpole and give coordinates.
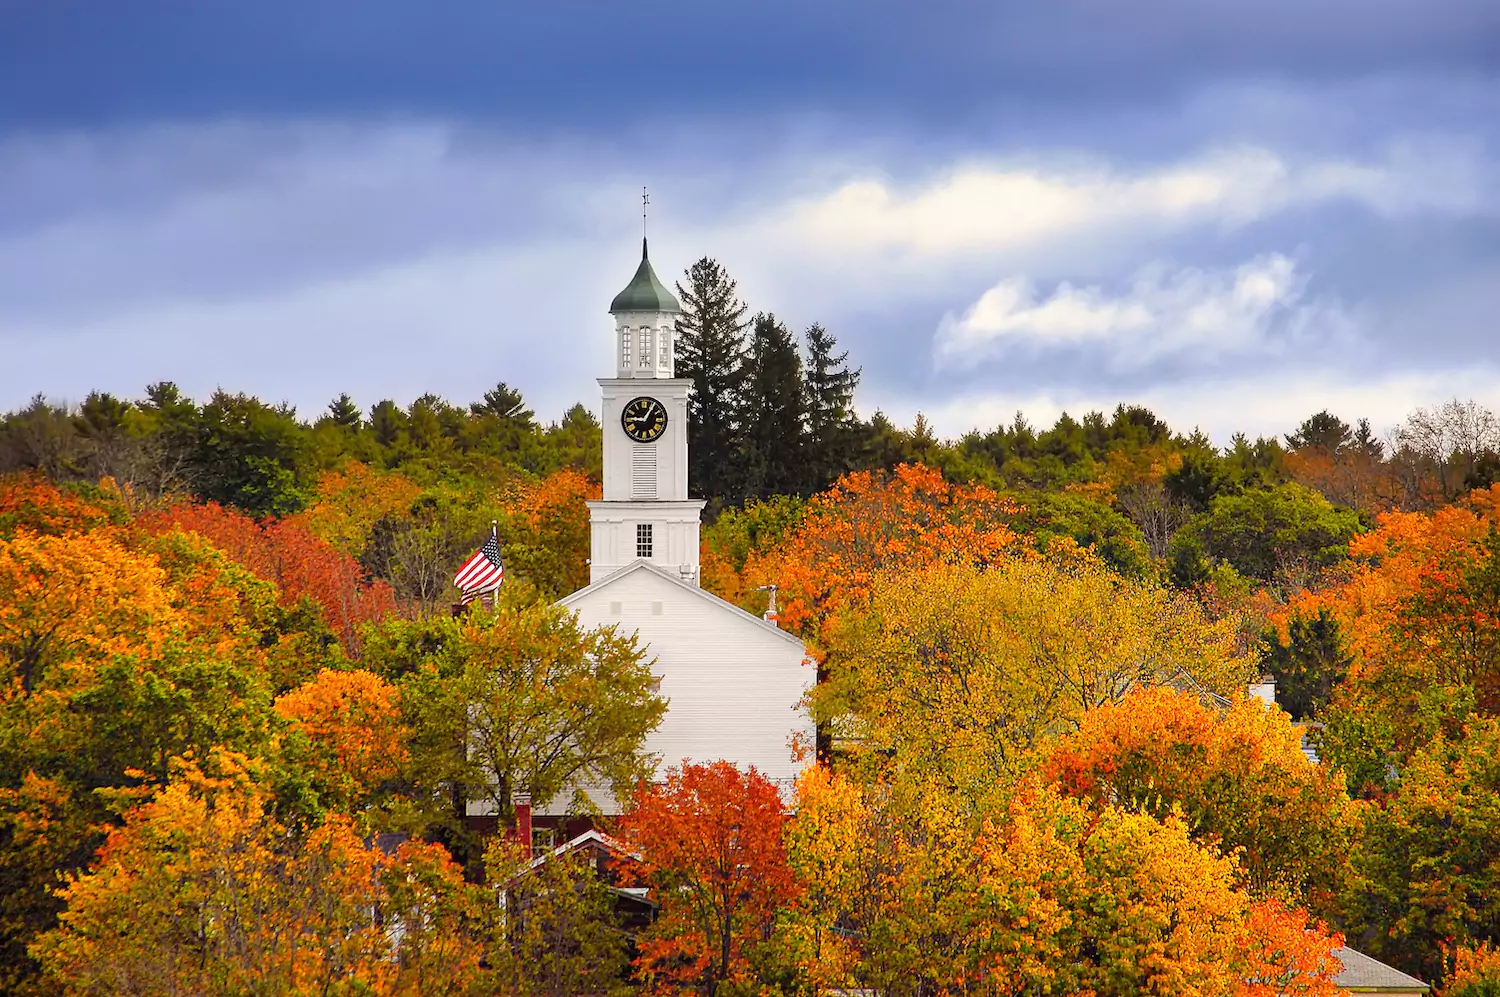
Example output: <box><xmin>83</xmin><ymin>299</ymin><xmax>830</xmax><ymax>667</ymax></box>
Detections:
<box><xmin>482</xmin><ymin>520</ymin><xmax>499</xmax><ymax>611</ymax></box>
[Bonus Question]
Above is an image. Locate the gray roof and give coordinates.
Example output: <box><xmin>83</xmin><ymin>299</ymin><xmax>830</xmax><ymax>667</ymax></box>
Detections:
<box><xmin>558</xmin><ymin>559</ymin><xmax>805</xmax><ymax>649</ymax></box>
<box><xmin>609</xmin><ymin>239</ymin><xmax>680</xmax><ymax>314</ymax></box>
<box><xmin>1336</xmin><ymin>947</ymin><xmax>1429</xmax><ymax>992</ymax></box>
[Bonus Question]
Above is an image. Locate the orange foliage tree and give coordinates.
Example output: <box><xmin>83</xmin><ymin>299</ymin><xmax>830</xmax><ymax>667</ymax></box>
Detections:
<box><xmin>743</xmin><ymin>464</ymin><xmax>1019</xmax><ymax>642</ymax></box>
<box><xmin>284</xmin><ymin>461</ymin><xmax>421</xmax><ymax>556</ymax></box>
<box><xmin>499</xmin><ymin>468</ymin><xmax>599</xmax><ymax>597</ymax></box>
<box><xmin>1044</xmin><ymin>687</ymin><xmax>1359</xmax><ymax>908</ymax></box>
<box><xmin>619</xmin><ymin>761</ymin><xmax>798</xmax><ymax>992</ymax></box>
<box><xmin>274</xmin><ymin>668</ymin><xmax>408</xmax><ymax>813</ymax></box>
<box><xmin>141</xmin><ymin>500</ymin><xmax>396</xmax><ymax>650</ymax></box>
<box><xmin>0</xmin><ymin>473</ymin><xmax>113</xmax><ymax>538</ymax></box>
<box><xmin>31</xmin><ymin>753</ymin><xmax>484</xmax><ymax>997</ymax></box>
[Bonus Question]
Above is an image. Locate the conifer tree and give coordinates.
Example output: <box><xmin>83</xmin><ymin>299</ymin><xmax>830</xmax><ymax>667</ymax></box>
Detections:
<box><xmin>326</xmin><ymin>393</ymin><xmax>362</xmax><ymax>430</ymax></box>
<box><xmin>675</xmin><ymin>258</ymin><xmax>750</xmax><ymax>506</ymax></box>
<box><xmin>803</xmin><ymin>322</ymin><xmax>861</xmax><ymax>493</ymax></box>
<box><xmin>739</xmin><ymin>313</ymin><xmax>808</xmax><ymax>502</ymax></box>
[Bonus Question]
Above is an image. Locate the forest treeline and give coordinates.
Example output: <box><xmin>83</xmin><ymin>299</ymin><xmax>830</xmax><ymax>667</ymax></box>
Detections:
<box><xmin>5</xmin><ymin>256</ymin><xmax>1500</xmax><ymax>996</ymax></box>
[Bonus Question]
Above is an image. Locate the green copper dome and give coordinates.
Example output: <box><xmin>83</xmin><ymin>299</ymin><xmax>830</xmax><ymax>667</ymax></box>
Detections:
<box><xmin>609</xmin><ymin>239</ymin><xmax>680</xmax><ymax>314</ymax></box>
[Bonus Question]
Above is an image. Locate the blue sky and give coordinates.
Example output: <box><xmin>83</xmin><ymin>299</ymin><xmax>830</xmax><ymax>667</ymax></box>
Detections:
<box><xmin>3</xmin><ymin>1</ymin><xmax>1498</xmax><ymax>442</ymax></box>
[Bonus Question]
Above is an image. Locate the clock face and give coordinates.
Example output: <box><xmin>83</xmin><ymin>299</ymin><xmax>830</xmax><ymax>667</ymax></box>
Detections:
<box><xmin>621</xmin><ymin>396</ymin><xmax>668</xmax><ymax>443</ymax></box>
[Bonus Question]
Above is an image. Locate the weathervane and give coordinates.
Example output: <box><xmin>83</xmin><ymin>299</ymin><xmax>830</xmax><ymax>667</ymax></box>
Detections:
<box><xmin>642</xmin><ymin>186</ymin><xmax>650</xmax><ymax>239</ymax></box>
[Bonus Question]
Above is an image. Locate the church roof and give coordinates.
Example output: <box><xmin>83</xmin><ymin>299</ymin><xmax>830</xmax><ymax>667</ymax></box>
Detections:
<box><xmin>1334</xmin><ymin>947</ymin><xmax>1429</xmax><ymax>992</ymax></box>
<box><xmin>609</xmin><ymin>239</ymin><xmax>681</xmax><ymax>314</ymax></box>
<box><xmin>559</xmin><ymin>560</ymin><xmax>805</xmax><ymax>649</ymax></box>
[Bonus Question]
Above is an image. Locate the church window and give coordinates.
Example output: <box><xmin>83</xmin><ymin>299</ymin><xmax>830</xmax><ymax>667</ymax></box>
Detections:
<box><xmin>657</xmin><ymin>327</ymin><xmax>671</xmax><ymax>370</ymax></box>
<box><xmin>620</xmin><ymin>328</ymin><xmax>631</xmax><ymax>368</ymax></box>
<box><xmin>638</xmin><ymin>328</ymin><xmax>653</xmax><ymax>368</ymax></box>
<box><xmin>636</xmin><ymin>523</ymin><xmax>653</xmax><ymax>558</ymax></box>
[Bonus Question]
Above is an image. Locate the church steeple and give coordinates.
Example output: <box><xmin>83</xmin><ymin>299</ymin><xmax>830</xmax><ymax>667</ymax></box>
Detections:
<box><xmin>609</xmin><ymin>237</ymin><xmax>679</xmax><ymax>379</ymax></box>
<box><xmin>609</xmin><ymin>239</ymin><xmax>680</xmax><ymax>315</ymax></box>
<box><xmin>588</xmin><ymin>228</ymin><xmax>705</xmax><ymax>586</ymax></box>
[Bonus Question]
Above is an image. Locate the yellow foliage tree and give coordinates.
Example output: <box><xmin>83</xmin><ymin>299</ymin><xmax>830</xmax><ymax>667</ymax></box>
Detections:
<box><xmin>31</xmin><ymin>753</ymin><xmax>485</xmax><ymax>997</ymax></box>
<box><xmin>821</xmin><ymin>556</ymin><xmax>1249</xmax><ymax>794</ymax></box>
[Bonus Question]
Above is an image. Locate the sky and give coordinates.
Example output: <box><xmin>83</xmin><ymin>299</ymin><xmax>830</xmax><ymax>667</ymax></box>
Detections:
<box><xmin>2</xmin><ymin>1</ymin><xmax>1498</xmax><ymax>443</ymax></box>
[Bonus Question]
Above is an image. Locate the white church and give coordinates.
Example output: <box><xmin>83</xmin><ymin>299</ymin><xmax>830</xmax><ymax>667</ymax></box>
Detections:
<box><xmin>469</xmin><ymin>239</ymin><xmax>816</xmax><ymax>839</ymax></box>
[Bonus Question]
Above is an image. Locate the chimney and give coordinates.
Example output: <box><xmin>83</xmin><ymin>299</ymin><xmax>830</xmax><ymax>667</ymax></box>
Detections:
<box><xmin>513</xmin><ymin>791</ymin><xmax>533</xmax><ymax>857</ymax></box>
<box><xmin>755</xmin><ymin>584</ymin><xmax>780</xmax><ymax>628</ymax></box>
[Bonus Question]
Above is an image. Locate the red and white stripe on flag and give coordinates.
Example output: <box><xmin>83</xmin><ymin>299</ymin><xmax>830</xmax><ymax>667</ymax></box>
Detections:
<box><xmin>453</xmin><ymin>531</ymin><xmax>505</xmax><ymax>602</ymax></box>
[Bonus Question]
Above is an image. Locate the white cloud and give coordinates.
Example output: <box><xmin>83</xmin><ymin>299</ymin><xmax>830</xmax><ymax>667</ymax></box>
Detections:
<box><xmin>869</xmin><ymin>363</ymin><xmax>1500</xmax><ymax>449</ymax></box>
<box><xmin>933</xmin><ymin>254</ymin><xmax>1356</xmax><ymax>371</ymax></box>
<box><xmin>752</xmin><ymin>145</ymin><xmax>1473</xmax><ymax>264</ymax></box>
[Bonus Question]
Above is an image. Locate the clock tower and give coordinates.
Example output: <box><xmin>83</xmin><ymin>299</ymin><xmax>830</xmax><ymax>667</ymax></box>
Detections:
<box><xmin>587</xmin><ymin>238</ymin><xmax>706</xmax><ymax>584</ymax></box>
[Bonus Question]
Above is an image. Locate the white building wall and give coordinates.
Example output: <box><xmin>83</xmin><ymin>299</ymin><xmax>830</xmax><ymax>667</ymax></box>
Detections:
<box><xmin>546</xmin><ymin>565</ymin><xmax>816</xmax><ymax>815</ymax></box>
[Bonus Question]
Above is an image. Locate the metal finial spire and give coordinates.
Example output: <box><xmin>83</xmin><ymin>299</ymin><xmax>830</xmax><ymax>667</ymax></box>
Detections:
<box><xmin>642</xmin><ymin>186</ymin><xmax>649</xmax><ymax>240</ymax></box>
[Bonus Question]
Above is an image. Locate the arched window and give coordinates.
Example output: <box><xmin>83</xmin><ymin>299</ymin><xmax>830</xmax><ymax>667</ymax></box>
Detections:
<box><xmin>638</xmin><ymin>328</ymin><xmax>653</xmax><ymax>368</ymax></box>
<box><xmin>657</xmin><ymin>327</ymin><xmax>671</xmax><ymax>370</ymax></box>
<box><xmin>620</xmin><ymin>327</ymin><xmax>632</xmax><ymax>369</ymax></box>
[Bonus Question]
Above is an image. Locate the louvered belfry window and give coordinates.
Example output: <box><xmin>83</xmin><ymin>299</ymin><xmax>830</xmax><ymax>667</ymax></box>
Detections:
<box><xmin>631</xmin><ymin>444</ymin><xmax>657</xmax><ymax>499</ymax></box>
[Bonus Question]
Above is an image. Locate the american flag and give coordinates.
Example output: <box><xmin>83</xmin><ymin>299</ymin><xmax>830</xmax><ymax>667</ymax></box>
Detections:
<box><xmin>453</xmin><ymin>526</ymin><xmax>505</xmax><ymax>604</ymax></box>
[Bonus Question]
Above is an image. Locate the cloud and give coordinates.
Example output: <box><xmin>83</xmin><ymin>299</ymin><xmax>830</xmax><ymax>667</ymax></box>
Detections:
<box><xmin>873</xmin><ymin>362</ymin><xmax>1500</xmax><ymax>448</ymax></box>
<box><xmin>933</xmin><ymin>254</ymin><xmax>1357</xmax><ymax>371</ymax></box>
<box><xmin>756</xmin><ymin>145</ymin><xmax>1481</xmax><ymax>265</ymax></box>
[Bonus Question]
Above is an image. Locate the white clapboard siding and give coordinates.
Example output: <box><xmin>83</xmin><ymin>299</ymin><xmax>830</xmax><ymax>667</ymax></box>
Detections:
<box><xmin>522</xmin><ymin>561</ymin><xmax>815</xmax><ymax>817</ymax></box>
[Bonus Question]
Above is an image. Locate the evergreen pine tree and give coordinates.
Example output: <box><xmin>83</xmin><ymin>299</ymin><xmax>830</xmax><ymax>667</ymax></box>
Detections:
<box><xmin>326</xmin><ymin>393</ymin><xmax>362</xmax><ymax>429</ymax></box>
<box><xmin>738</xmin><ymin>312</ymin><xmax>808</xmax><ymax>502</ymax></box>
<box><xmin>674</xmin><ymin>258</ymin><xmax>750</xmax><ymax>506</ymax></box>
<box><xmin>802</xmin><ymin>322</ymin><xmax>861</xmax><ymax>493</ymax></box>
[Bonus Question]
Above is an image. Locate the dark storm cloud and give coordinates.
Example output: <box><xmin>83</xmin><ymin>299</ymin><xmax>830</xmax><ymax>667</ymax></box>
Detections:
<box><xmin>1</xmin><ymin>0</ymin><xmax>1495</xmax><ymax>128</ymax></box>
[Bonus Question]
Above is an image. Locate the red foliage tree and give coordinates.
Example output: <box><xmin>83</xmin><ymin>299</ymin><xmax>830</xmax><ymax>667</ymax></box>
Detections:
<box><xmin>140</xmin><ymin>501</ymin><xmax>395</xmax><ymax>650</ymax></box>
<box><xmin>618</xmin><ymin>761</ymin><xmax>798</xmax><ymax>993</ymax></box>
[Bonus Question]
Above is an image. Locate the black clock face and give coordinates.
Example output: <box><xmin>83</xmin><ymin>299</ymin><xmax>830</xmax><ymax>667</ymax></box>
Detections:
<box><xmin>621</xmin><ymin>396</ymin><xmax>668</xmax><ymax>443</ymax></box>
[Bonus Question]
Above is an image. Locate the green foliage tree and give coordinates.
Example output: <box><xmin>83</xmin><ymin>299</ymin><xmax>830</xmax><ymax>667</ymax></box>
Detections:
<box><xmin>484</xmin><ymin>839</ymin><xmax>632</xmax><ymax>997</ymax></box>
<box><xmin>1342</xmin><ymin>717</ymin><xmax>1500</xmax><ymax>982</ymax></box>
<box><xmin>803</xmin><ymin>322</ymin><xmax>861</xmax><ymax>494</ymax></box>
<box><xmin>363</xmin><ymin>596</ymin><xmax>666</xmax><ymax>837</ymax></box>
<box><xmin>739</xmin><ymin>312</ymin><xmax>808</xmax><ymax>502</ymax></box>
<box><xmin>674</xmin><ymin>257</ymin><xmax>750</xmax><ymax>507</ymax></box>
<box><xmin>189</xmin><ymin>390</ymin><xmax>312</xmax><ymax>517</ymax></box>
<box><xmin>1171</xmin><ymin>482</ymin><xmax>1362</xmax><ymax>590</ymax></box>
<box><xmin>1260</xmin><ymin>609</ymin><xmax>1353</xmax><ymax>721</ymax></box>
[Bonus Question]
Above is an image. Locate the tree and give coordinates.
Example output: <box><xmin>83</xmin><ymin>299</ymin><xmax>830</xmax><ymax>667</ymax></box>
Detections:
<box><xmin>1260</xmin><ymin>609</ymin><xmax>1353</xmax><ymax>721</ymax></box>
<box><xmin>471</xmin><ymin>381</ymin><xmax>536</xmax><ymax>428</ymax></box>
<box><xmin>325</xmin><ymin>392</ymin><xmax>363</xmax><ymax>430</ymax></box>
<box><xmin>786</xmin><ymin>769</ymin><xmax>1345</xmax><ymax>997</ymax></box>
<box><xmin>1341</xmin><ymin>717</ymin><xmax>1500</xmax><ymax>982</ymax></box>
<box><xmin>483</xmin><ymin>837</ymin><xmax>632</xmax><ymax>997</ymax></box>
<box><xmin>743</xmin><ymin>463</ymin><xmax>1021</xmax><ymax>642</ymax></box>
<box><xmin>1286</xmin><ymin>411</ymin><xmax>1354</xmax><ymax>453</ymax></box>
<box><xmin>674</xmin><ymin>258</ymin><xmax>750</xmax><ymax>507</ymax></box>
<box><xmin>364</xmin><ymin>599</ymin><xmax>665</xmax><ymax>827</ymax></box>
<box><xmin>31</xmin><ymin>753</ymin><xmax>485</xmax><ymax>997</ymax></box>
<box><xmin>1393</xmin><ymin>398</ymin><xmax>1500</xmax><ymax>503</ymax></box>
<box><xmin>1044</xmin><ymin>687</ymin><xmax>1360</xmax><ymax>907</ymax></box>
<box><xmin>141</xmin><ymin>500</ymin><xmax>398</xmax><ymax>655</ymax></box>
<box><xmin>189</xmin><ymin>390</ymin><xmax>312</xmax><ymax>518</ymax></box>
<box><xmin>275</xmin><ymin>668</ymin><xmax>408</xmax><ymax>815</ymax></box>
<box><xmin>821</xmin><ymin>556</ymin><xmax>1248</xmax><ymax>795</ymax></box>
<box><xmin>738</xmin><ymin>312</ymin><xmax>808</xmax><ymax>502</ymax></box>
<box><xmin>619</xmin><ymin>761</ymin><xmax>797</xmax><ymax>993</ymax></box>
<box><xmin>802</xmin><ymin>322</ymin><xmax>861</xmax><ymax>494</ymax></box>
<box><xmin>1171</xmin><ymin>482</ymin><xmax>1362</xmax><ymax>591</ymax></box>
